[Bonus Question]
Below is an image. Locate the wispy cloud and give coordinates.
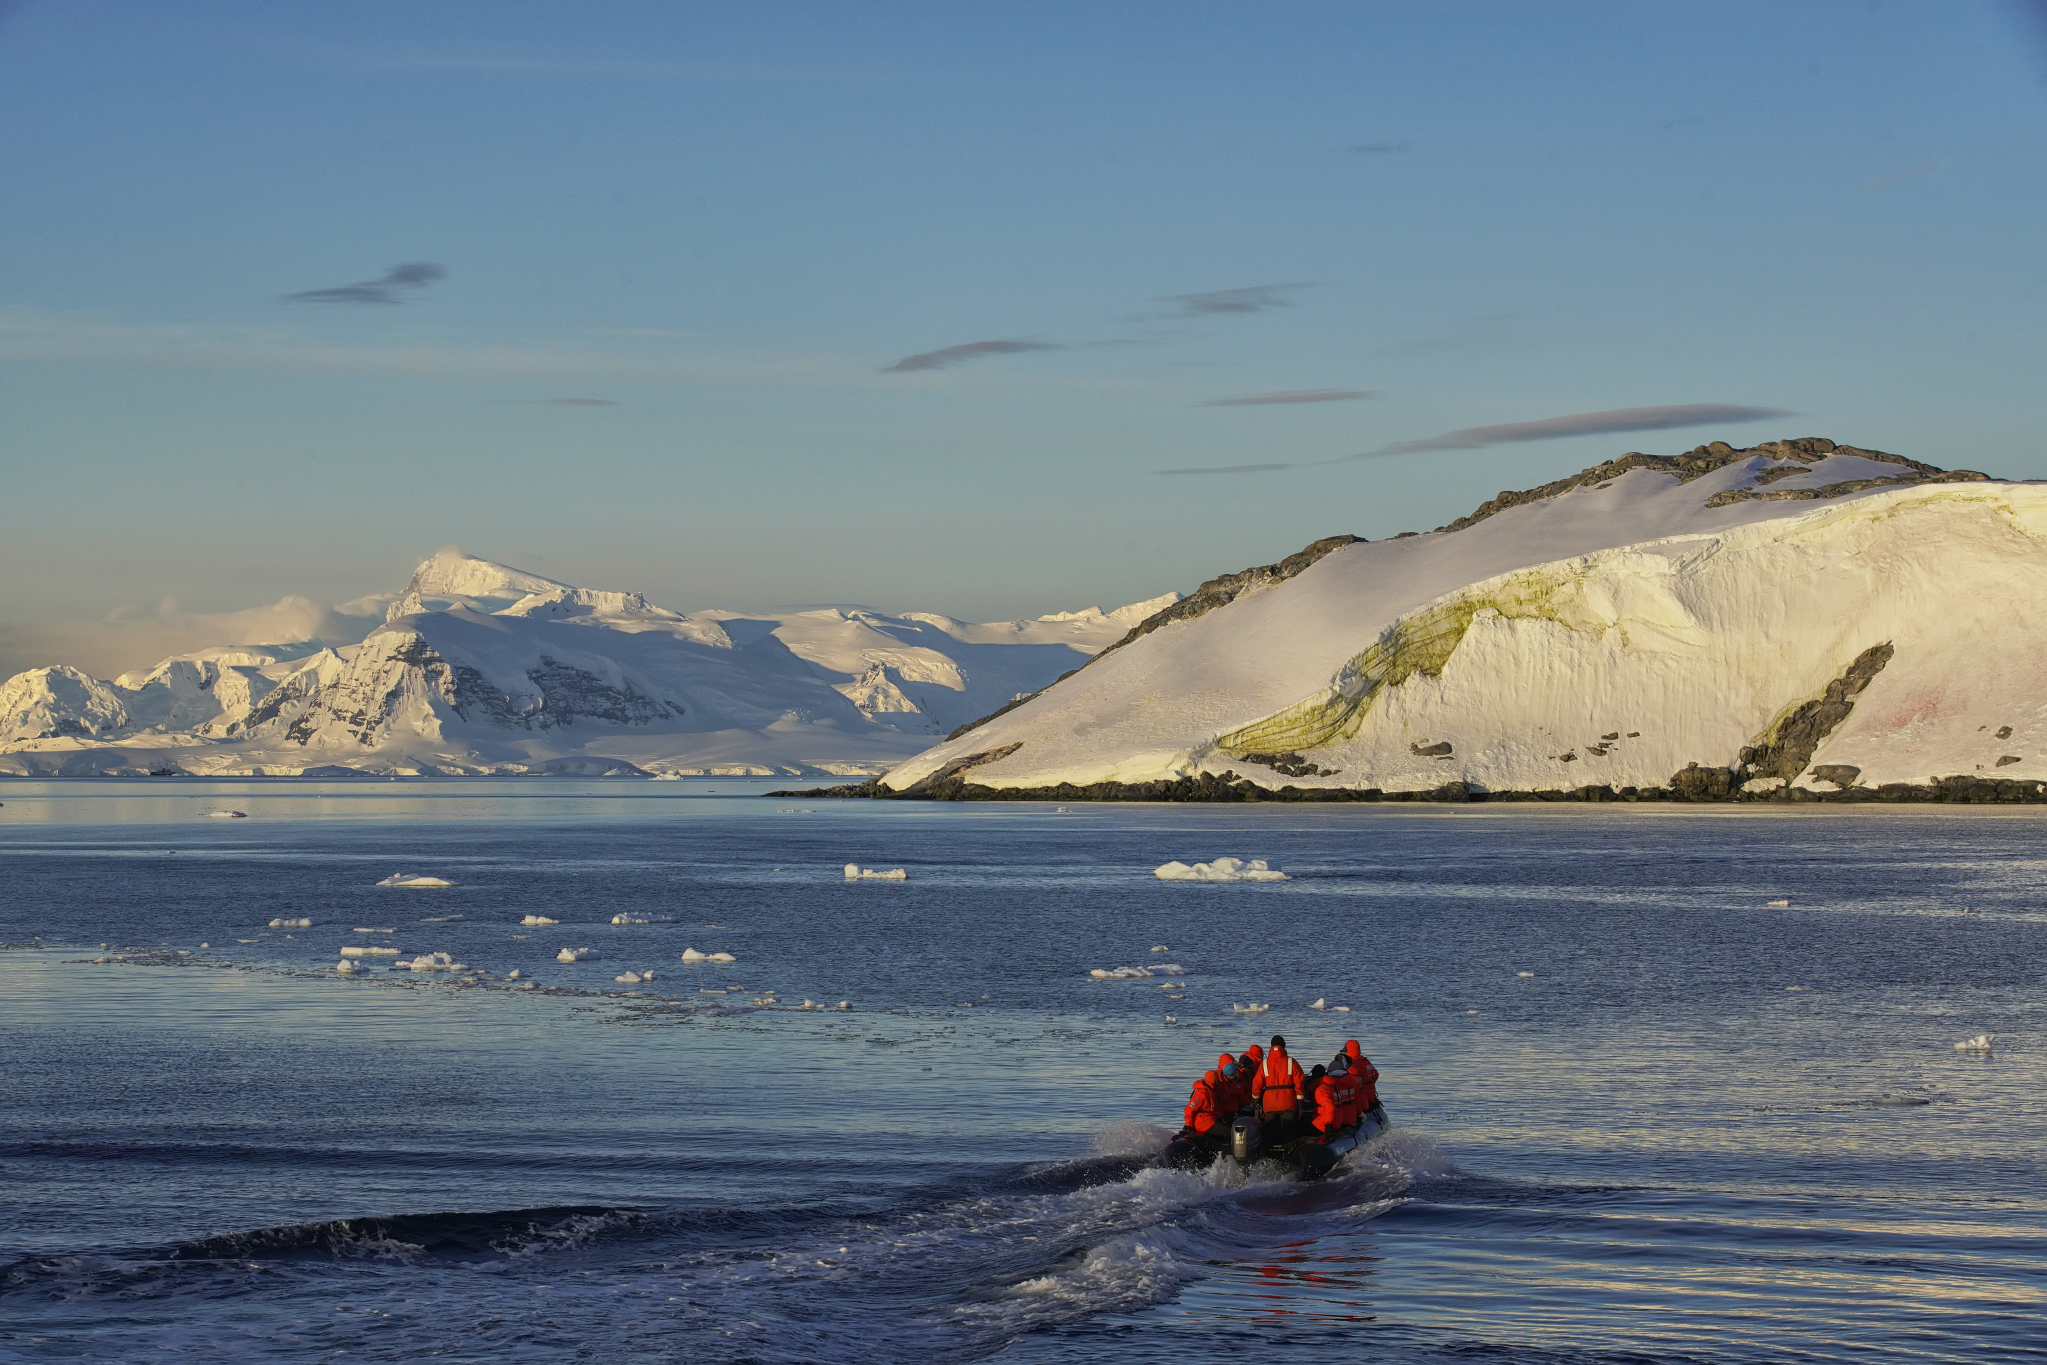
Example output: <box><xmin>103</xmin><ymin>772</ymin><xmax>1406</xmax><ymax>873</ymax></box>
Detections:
<box><xmin>0</xmin><ymin>594</ymin><xmax>382</xmax><ymax>682</ymax></box>
<box><xmin>1863</xmin><ymin>158</ymin><xmax>1939</xmax><ymax>192</ymax></box>
<box><xmin>1347</xmin><ymin>141</ymin><xmax>1410</xmax><ymax>154</ymax></box>
<box><xmin>283</xmin><ymin>262</ymin><xmax>447</xmax><ymax>305</ymax></box>
<box><xmin>1366</xmin><ymin>404</ymin><xmax>1792</xmax><ymax>456</ymax></box>
<box><xmin>881</xmin><ymin>339</ymin><xmax>1063</xmax><ymax>373</ymax></box>
<box><xmin>1157</xmin><ymin>283</ymin><xmax>1313</xmax><ymax>317</ymax></box>
<box><xmin>1205</xmin><ymin>388</ymin><xmax>1372</xmax><ymax>407</ymax></box>
<box><xmin>1158</xmin><ymin>402</ymin><xmax>1791</xmax><ymax>475</ymax></box>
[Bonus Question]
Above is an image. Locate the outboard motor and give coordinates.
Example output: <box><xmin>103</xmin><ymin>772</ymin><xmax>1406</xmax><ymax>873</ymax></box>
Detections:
<box><xmin>1230</xmin><ymin>1115</ymin><xmax>1260</xmax><ymax>1163</ymax></box>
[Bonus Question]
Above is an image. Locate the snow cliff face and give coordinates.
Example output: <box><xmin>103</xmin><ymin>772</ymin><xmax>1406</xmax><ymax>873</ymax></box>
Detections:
<box><xmin>0</xmin><ymin>554</ymin><xmax>1173</xmax><ymax>777</ymax></box>
<box><xmin>883</xmin><ymin>438</ymin><xmax>2031</xmax><ymax>796</ymax></box>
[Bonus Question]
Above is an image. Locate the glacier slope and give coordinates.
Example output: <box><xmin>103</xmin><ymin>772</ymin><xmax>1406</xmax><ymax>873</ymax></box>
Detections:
<box><xmin>882</xmin><ymin>440</ymin><xmax>2034</xmax><ymax>795</ymax></box>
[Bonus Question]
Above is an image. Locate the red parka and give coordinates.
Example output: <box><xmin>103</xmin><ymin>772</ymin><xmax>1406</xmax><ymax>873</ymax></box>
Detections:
<box><xmin>1344</xmin><ymin>1040</ymin><xmax>1381</xmax><ymax>1111</ymax></box>
<box><xmin>1214</xmin><ymin>1054</ymin><xmax>1245</xmax><ymax>1112</ymax></box>
<box><xmin>1311</xmin><ymin>1072</ymin><xmax>1344</xmax><ymax>1135</ymax></box>
<box><xmin>1184</xmin><ymin>1069</ymin><xmax>1225</xmax><ymax>1133</ymax></box>
<box><xmin>1254</xmin><ymin>1045</ymin><xmax>1307</xmax><ymax>1114</ymax></box>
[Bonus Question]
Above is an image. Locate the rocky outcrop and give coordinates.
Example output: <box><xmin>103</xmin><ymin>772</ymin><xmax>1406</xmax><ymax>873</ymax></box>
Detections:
<box><xmin>1739</xmin><ymin>643</ymin><xmax>1894</xmax><ymax>781</ymax></box>
<box><xmin>1085</xmin><ymin>535</ymin><xmax>1362</xmax><ymax>664</ymax></box>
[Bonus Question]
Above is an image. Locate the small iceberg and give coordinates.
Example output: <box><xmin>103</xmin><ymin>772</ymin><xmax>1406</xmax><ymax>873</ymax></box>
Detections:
<box><xmin>521</xmin><ymin>914</ymin><xmax>558</xmax><ymax>926</ymax></box>
<box><xmin>404</xmin><ymin>952</ymin><xmax>466</xmax><ymax>972</ymax></box>
<box><xmin>1517</xmin><ymin>971</ymin><xmax>1535</xmax><ymax>978</ymax></box>
<box><xmin>506</xmin><ymin>969</ymin><xmax>521</xmax><ymax>980</ymax></box>
<box><xmin>1089</xmin><ymin>963</ymin><xmax>1190</xmax><ymax>980</ymax></box>
<box><xmin>1231</xmin><ymin>1002</ymin><xmax>1271</xmax><ymax>1015</ymax></box>
<box><xmin>680</xmin><ymin>948</ymin><xmax>737</xmax><ymax>964</ymax></box>
<box><xmin>845</xmin><ymin>864</ymin><xmax>908</xmax><ymax>881</ymax></box>
<box><xmin>1154</xmin><ymin>858</ymin><xmax>1287</xmax><ymax>882</ymax></box>
<box><xmin>614</xmin><ymin>970</ymin><xmax>654</xmax><ymax>985</ymax></box>
<box><xmin>1765</xmin><ymin>898</ymin><xmax>1790</xmax><ymax>908</ymax></box>
<box><xmin>378</xmin><ymin>874</ymin><xmax>458</xmax><ymax>888</ymax></box>
<box><xmin>1309</xmin><ymin>997</ymin><xmax>1326</xmax><ymax>1010</ymax></box>
<box><xmin>339</xmin><ymin>945</ymin><xmax>399</xmax><ymax>957</ymax></box>
<box><xmin>268</xmin><ymin>917</ymin><xmax>313</xmax><ymax>928</ymax></box>
<box><xmin>335</xmin><ymin>959</ymin><xmax>359</xmax><ymax>973</ymax></box>
<box><xmin>1150</xmin><ymin>944</ymin><xmax>1170</xmax><ymax>952</ymax></box>
<box><xmin>610</xmin><ymin>913</ymin><xmax>674</xmax><ymax>925</ymax></box>
<box><xmin>208</xmin><ymin>810</ymin><xmax>248</xmax><ymax>819</ymax></box>
<box><xmin>556</xmin><ymin>947</ymin><xmax>599</xmax><ymax>963</ymax></box>
<box><xmin>1955</xmin><ymin>1033</ymin><xmax>1995</xmax><ymax>1053</ymax></box>
<box><xmin>353</xmin><ymin>927</ymin><xmax>395</xmax><ymax>934</ymax></box>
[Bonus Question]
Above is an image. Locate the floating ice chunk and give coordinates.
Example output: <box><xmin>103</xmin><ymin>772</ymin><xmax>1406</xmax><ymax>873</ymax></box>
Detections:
<box><xmin>615</xmin><ymin>971</ymin><xmax>645</xmax><ymax>984</ymax></box>
<box><xmin>1955</xmin><ymin>1033</ymin><xmax>1995</xmax><ymax>1052</ymax></box>
<box><xmin>339</xmin><ymin>945</ymin><xmax>399</xmax><ymax>957</ymax></box>
<box><xmin>405</xmin><ymin>952</ymin><xmax>466</xmax><ymax>972</ymax></box>
<box><xmin>199</xmin><ymin>943</ymin><xmax>209</xmax><ymax>949</ymax></box>
<box><xmin>1164</xmin><ymin>1014</ymin><xmax>1177</xmax><ymax>1024</ymax></box>
<box><xmin>378</xmin><ymin>874</ymin><xmax>458</xmax><ymax>888</ymax></box>
<box><xmin>517</xmin><ymin>981</ymin><xmax>536</xmax><ymax>990</ymax></box>
<box><xmin>506</xmin><ymin>969</ymin><xmax>521</xmax><ymax>980</ymax></box>
<box><xmin>1088</xmin><ymin>963</ymin><xmax>1189</xmax><ymax>980</ymax></box>
<box><xmin>1154</xmin><ymin>857</ymin><xmax>1287</xmax><ymax>882</ymax></box>
<box><xmin>799</xmin><ymin>999</ymin><xmax>820</xmax><ymax>1010</ymax></box>
<box><xmin>1766</xmin><ymin>899</ymin><xmax>1790</xmax><ymax>908</ymax></box>
<box><xmin>680</xmin><ymin>948</ymin><xmax>737</xmax><ymax>964</ymax></box>
<box><xmin>208</xmin><ymin>811</ymin><xmax>247</xmax><ymax>819</ymax></box>
<box><xmin>844</xmin><ymin>864</ymin><xmax>908</xmax><ymax>881</ymax></box>
<box><xmin>421</xmin><ymin>915</ymin><xmax>463</xmax><ymax>923</ymax></box>
<box><xmin>268</xmin><ymin>917</ymin><xmax>313</xmax><ymax>928</ymax></box>
<box><xmin>353</xmin><ymin>927</ymin><xmax>395</xmax><ymax>934</ymax></box>
<box><xmin>1517</xmin><ymin>971</ymin><xmax>1535</xmax><ymax>978</ymax></box>
<box><xmin>838</xmin><ymin>1001</ymin><xmax>850</xmax><ymax>1011</ymax></box>
<box><xmin>1231</xmin><ymin>1002</ymin><xmax>1271</xmax><ymax>1015</ymax></box>
<box><xmin>1332</xmin><ymin>1005</ymin><xmax>1350</xmax><ymax>1012</ymax></box>
<box><xmin>556</xmin><ymin>947</ymin><xmax>599</xmax><ymax>963</ymax></box>
<box><xmin>336</xmin><ymin>959</ymin><xmax>358</xmax><ymax>973</ymax></box>
<box><xmin>521</xmin><ymin>915</ymin><xmax>558</xmax><ymax>926</ymax></box>
<box><xmin>1309</xmin><ymin>997</ymin><xmax>1326</xmax><ymax>1009</ymax></box>
<box><xmin>611</xmin><ymin>913</ymin><xmax>674</xmax><ymax>925</ymax></box>
<box><xmin>1150</xmin><ymin>945</ymin><xmax>1170</xmax><ymax>952</ymax></box>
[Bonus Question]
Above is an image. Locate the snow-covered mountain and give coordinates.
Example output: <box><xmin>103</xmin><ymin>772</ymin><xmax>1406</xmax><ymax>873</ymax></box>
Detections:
<box><xmin>0</xmin><ymin>550</ymin><xmax>1175</xmax><ymax>777</ymax></box>
<box><xmin>880</xmin><ymin>438</ymin><xmax>2043</xmax><ymax>799</ymax></box>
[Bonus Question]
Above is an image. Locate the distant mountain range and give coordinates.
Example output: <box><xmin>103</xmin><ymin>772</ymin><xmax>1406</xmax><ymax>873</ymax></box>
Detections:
<box><xmin>0</xmin><ymin>550</ymin><xmax>1175</xmax><ymax>777</ymax></box>
<box><xmin>880</xmin><ymin>438</ymin><xmax>2047</xmax><ymax>800</ymax></box>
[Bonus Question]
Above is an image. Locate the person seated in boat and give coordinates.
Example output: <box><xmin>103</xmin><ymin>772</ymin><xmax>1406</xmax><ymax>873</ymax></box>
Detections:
<box><xmin>1344</xmin><ymin>1040</ymin><xmax>1381</xmax><ymax>1114</ymax></box>
<box><xmin>1181</xmin><ymin>1067</ymin><xmax>1227</xmax><ymax>1144</ymax></box>
<box><xmin>1307</xmin><ymin>1064</ymin><xmax>1343</xmax><ymax>1139</ymax></box>
<box><xmin>1326</xmin><ymin>1054</ymin><xmax>1359</xmax><ymax>1133</ymax></box>
<box><xmin>1215</xmin><ymin>1056</ymin><xmax>1247</xmax><ymax>1114</ymax></box>
<box><xmin>1253</xmin><ymin>1034</ymin><xmax>1308</xmax><ymax>1143</ymax></box>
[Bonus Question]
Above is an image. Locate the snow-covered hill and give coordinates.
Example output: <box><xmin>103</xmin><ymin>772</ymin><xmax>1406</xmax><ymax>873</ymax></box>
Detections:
<box><xmin>880</xmin><ymin>438</ymin><xmax>2042</xmax><ymax>799</ymax></box>
<box><xmin>0</xmin><ymin>550</ymin><xmax>1174</xmax><ymax>777</ymax></box>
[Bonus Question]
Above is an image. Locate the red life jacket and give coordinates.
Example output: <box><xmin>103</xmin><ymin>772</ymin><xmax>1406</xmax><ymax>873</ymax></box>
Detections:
<box><xmin>1184</xmin><ymin>1069</ymin><xmax>1223</xmax><ymax>1133</ymax></box>
<box><xmin>1311</xmin><ymin>1074</ymin><xmax>1343</xmax><ymax>1133</ymax></box>
<box><xmin>1257</xmin><ymin>1047</ymin><xmax>1304</xmax><ymax>1114</ymax></box>
<box><xmin>1344</xmin><ymin>1040</ymin><xmax>1380</xmax><ymax>1110</ymax></box>
<box><xmin>1330</xmin><ymin>1068</ymin><xmax>1359</xmax><ymax>1127</ymax></box>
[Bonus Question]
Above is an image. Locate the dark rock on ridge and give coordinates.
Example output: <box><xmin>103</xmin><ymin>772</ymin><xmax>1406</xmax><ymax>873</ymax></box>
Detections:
<box><xmin>1087</xmin><ymin>534</ymin><xmax>1363</xmax><ymax>663</ymax></box>
<box><xmin>1739</xmin><ymin>643</ymin><xmax>1893</xmax><ymax>781</ymax></box>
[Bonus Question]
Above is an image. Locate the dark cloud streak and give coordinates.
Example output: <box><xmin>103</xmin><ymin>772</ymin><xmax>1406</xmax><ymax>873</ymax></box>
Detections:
<box><xmin>1205</xmin><ymin>388</ymin><xmax>1372</xmax><ymax>407</ymax></box>
<box><xmin>882</xmin><ymin>339</ymin><xmax>1062</xmax><ymax>373</ymax></box>
<box><xmin>1158</xmin><ymin>283</ymin><xmax>1312</xmax><ymax>317</ymax></box>
<box><xmin>284</xmin><ymin>262</ymin><xmax>448</xmax><ymax>305</ymax></box>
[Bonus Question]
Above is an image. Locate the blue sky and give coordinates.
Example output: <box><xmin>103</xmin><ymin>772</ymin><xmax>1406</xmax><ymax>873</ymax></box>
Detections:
<box><xmin>3</xmin><ymin>1</ymin><xmax>2044</xmax><ymax>675</ymax></box>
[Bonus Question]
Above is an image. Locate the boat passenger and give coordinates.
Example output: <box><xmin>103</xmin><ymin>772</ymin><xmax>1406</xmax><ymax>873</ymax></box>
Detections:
<box><xmin>1216</xmin><ymin>1056</ymin><xmax>1247</xmax><ymax>1113</ymax></box>
<box><xmin>1344</xmin><ymin>1039</ymin><xmax>1381</xmax><ymax>1112</ymax></box>
<box><xmin>1254</xmin><ymin>1035</ymin><xmax>1308</xmax><ymax>1143</ymax></box>
<box><xmin>1183</xmin><ymin>1068</ymin><xmax>1227</xmax><ymax>1138</ymax></box>
<box><xmin>1309</xmin><ymin>1064</ymin><xmax>1347</xmax><ymax>1138</ymax></box>
<box><xmin>1327</xmin><ymin>1055</ymin><xmax>1358</xmax><ymax>1130</ymax></box>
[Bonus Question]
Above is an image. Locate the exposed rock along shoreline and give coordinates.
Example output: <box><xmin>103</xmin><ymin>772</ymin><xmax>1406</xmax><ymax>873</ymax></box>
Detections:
<box><xmin>768</xmin><ymin>770</ymin><xmax>2047</xmax><ymax>805</ymax></box>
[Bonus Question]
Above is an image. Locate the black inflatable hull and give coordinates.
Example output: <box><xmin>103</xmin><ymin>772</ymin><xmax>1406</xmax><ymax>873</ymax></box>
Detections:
<box><xmin>1157</xmin><ymin>1103</ymin><xmax>1391</xmax><ymax>1180</ymax></box>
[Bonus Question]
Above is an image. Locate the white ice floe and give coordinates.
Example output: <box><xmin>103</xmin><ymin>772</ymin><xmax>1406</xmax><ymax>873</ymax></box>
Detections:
<box><xmin>421</xmin><ymin>915</ymin><xmax>463</xmax><ymax>923</ymax></box>
<box><xmin>1766</xmin><ymin>899</ymin><xmax>1790</xmax><ymax>908</ymax></box>
<box><xmin>838</xmin><ymin>1000</ymin><xmax>850</xmax><ymax>1011</ymax></box>
<box><xmin>1164</xmin><ymin>1014</ymin><xmax>1177</xmax><ymax>1024</ymax></box>
<box><xmin>353</xmin><ymin>927</ymin><xmax>395</xmax><ymax>934</ymax></box>
<box><xmin>556</xmin><ymin>947</ymin><xmax>599</xmax><ymax>962</ymax></box>
<box><xmin>208</xmin><ymin>810</ymin><xmax>248</xmax><ymax>819</ymax></box>
<box><xmin>268</xmin><ymin>917</ymin><xmax>313</xmax><ymax>928</ymax></box>
<box><xmin>405</xmin><ymin>952</ymin><xmax>466</xmax><ymax>972</ymax></box>
<box><xmin>1150</xmin><ymin>944</ymin><xmax>1170</xmax><ymax>952</ymax></box>
<box><xmin>506</xmin><ymin>969</ymin><xmax>521</xmax><ymax>980</ymax></box>
<box><xmin>339</xmin><ymin>945</ymin><xmax>399</xmax><ymax>957</ymax></box>
<box><xmin>614</xmin><ymin>970</ymin><xmax>654</xmax><ymax>984</ymax></box>
<box><xmin>844</xmin><ymin>864</ymin><xmax>908</xmax><ymax>881</ymax></box>
<box><xmin>378</xmin><ymin>874</ymin><xmax>458</xmax><ymax>888</ymax></box>
<box><xmin>610</xmin><ymin>913</ymin><xmax>674</xmax><ymax>925</ymax></box>
<box><xmin>1517</xmin><ymin>971</ymin><xmax>1535</xmax><ymax>978</ymax></box>
<box><xmin>1089</xmin><ymin>963</ymin><xmax>1190</xmax><ymax>980</ymax></box>
<box><xmin>1231</xmin><ymin>1002</ymin><xmax>1271</xmax><ymax>1015</ymax></box>
<box><xmin>335</xmin><ymin>959</ymin><xmax>358</xmax><ymax>973</ymax></box>
<box><xmin>1955</xmin><ymin>1033</ymin><xmax>1995</xmax><ymax>1052</ymax></box>
<box><xmin>521</xmin><ymin>914</ymin><xmax>558</xmax><ymax>926</ymax></box>
<box><xmin>680</xmin><ymin>948</ymin><xmax>737</xmax><ymax>963</ymax></box>
<box><xmin>1153</xmin><ymin>857</ymin><xmax>1287</xmax><ymax>882</ymax></box>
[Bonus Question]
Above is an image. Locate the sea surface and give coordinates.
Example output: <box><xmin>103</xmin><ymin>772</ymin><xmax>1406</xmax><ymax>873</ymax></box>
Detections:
<box><xmin>2</xmin><ymin>780</ymin><xmax>2042</xmax><ymax>1363</ymax></box>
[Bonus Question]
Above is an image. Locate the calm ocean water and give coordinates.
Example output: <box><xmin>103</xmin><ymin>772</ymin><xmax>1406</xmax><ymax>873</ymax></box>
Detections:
<box><xmin>2</xmin><ymin>780</ymin><xmax>2042</xmax><ymax>1362</ymax></box>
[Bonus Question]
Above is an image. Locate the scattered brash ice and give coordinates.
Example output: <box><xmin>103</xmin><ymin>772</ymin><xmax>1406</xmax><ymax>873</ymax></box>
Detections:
<box><xmin>1089</xmin><ymin>963</ymin><xmax>1189</xmax><ymax>979</ymax></box>
<box><xmin>405</xmin><ymin>952</ymin><xmax>466</xmax><ymax>972</ymax></box>
<box><xmin>268</xmin><ymin>917</ymin><xmax>312</xmax><ymax>928</ymax></box>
